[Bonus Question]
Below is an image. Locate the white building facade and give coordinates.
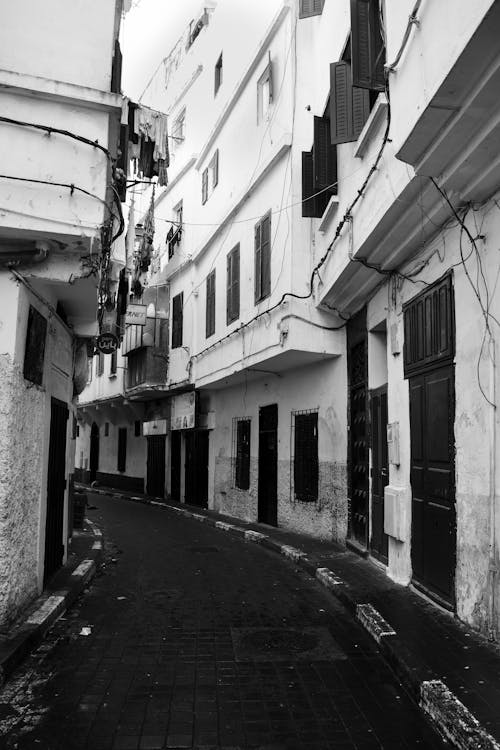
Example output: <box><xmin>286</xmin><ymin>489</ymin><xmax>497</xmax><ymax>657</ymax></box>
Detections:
<box><xmin>77</xmin><ymin>0</ymin><xmax>500</xmax><ymax>640</ymax></box>
<box><xmin>0</xmin><ymin>0</ymin><xmax>127</xmax><ymax>626</ymax></box>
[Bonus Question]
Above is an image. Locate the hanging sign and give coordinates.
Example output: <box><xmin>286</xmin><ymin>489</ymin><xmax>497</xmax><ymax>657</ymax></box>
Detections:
<box><xmin>125</xmin><ymin>303</ymin><xmax>147</xmax><ymax>326</ymax></box>
<box><xmin>171</xmin><ymin>391</ymin><xmax>196</xmax><ymax>430</ymax></box>
<box><xmin>96</xmin><ymin>332</ymin><xmax>118</xmax><ymax>354</ymax></box>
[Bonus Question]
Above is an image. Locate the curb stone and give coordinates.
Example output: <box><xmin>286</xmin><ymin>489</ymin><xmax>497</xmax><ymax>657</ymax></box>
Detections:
<box><xmin>87</xmin><ymin>486</ymin><xmax>500</xmax><ymax>750</ymax></box>
<box><xmin>0</xmin><ymin>520</ymin><xmax>103</xmax><ymax>689</ymax></box>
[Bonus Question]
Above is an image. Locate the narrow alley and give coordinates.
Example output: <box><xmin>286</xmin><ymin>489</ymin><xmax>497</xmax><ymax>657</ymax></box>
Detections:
<box><xmin>0</xmin><ymin>495</ymin><xmax>443</xmax><ymax>750</ymax></box>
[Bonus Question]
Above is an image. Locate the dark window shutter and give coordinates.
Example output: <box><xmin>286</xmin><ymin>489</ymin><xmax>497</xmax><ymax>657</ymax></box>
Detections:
<box><xmin>299</xmin><ymin>0</ymin><xmax>325</xmax><ymax>18</ymax></box>
<box><xmin>301</xmin><ymin>151</ymin><xmax>316</xmax><ymax>217</ymax></box>
<box><xmin>260</xmin><ymin>213</ymin><xmax>271</xmax><ymax>300</ymax></box>
<box><xmin>227</xmin><ymin>244</ymin><xmax>240</xmax><ymax>324</ymax></box>
<box><xmin>24</xmin><ymin>305</ymin><xmax>47</xmax><ymax>385</ymax></box>
<box><xmin>254</xmin><ymin>222</ymin><xmax>262</xmax><ymax>303</ymax></box>
<box><xmin>206</xmin><ymin>270</ymin><xmax>215</xmax><ymax>338</ymax></box>
<box><xmin>172</xmin><ymin>292</ymin><xmax>183</xmax><ymax>348</ymax></box>
<box><xmin>294</xmin><ymin>412</ymin><xmax>318</xmax><ymax>501</ymax></box>
<box><xmin>213</xmin><ymin>149</ymin><xmax>219</xmax><ymax>187</ymax></box>
<box><xmin>313</xmin><ymin>116</ymin><xmax>337</xmax><ymax>216</ymax></box>
<box><xmin>351</xmin><ymin>0</ymin><xmax>386</xmax><ymax>91</ymax></box>
<box><xmin>330</xmin><ymin>61</ymin><xmax>370</xmax><ymax>144</ymax></box>
<box><xmin>117</xmin><ymin>427</ymin><xmax>127</xmax><ymax>472</ymax></box>
<box><xmin>202</xmin><ymin>169</ymin><xmax>208</xmax><ymax>204</ymax></box>
<box><xmin>111</xmin><ymin>38</ymin><xmax>122</xmax><ymax>94</ymax></box>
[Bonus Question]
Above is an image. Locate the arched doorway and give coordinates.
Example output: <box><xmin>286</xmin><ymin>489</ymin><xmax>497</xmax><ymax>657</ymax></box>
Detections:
<box><xmin>89</xmin><ymin>422</ymin><xmax>99</xmax><ymax>483</ymax></box>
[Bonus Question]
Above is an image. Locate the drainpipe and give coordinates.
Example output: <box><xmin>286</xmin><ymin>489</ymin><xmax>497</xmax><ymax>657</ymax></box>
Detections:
<box><xmin>488</xmin><ymin>333</ymin><xmax>497</xmax><ymax>641</ymax></box>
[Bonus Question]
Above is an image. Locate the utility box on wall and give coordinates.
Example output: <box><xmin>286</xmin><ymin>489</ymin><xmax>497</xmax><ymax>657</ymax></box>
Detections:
<box><xmin>384</xmin><ymin>485</ymin><xmax>408</xmax><ymax>542</ymax></box>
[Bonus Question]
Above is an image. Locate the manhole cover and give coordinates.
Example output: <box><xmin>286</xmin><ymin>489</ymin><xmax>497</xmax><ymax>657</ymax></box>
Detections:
<box><xmin>231</xmin><ymin>627</ymin><xmax>345</xmax><ymax>662</ymax></box>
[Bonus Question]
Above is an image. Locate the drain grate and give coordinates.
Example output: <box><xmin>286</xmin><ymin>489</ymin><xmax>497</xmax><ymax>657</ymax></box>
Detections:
<box><xmin>231</xmin><ymin>626</ymin><xmax>345</xmax><ymax>662</ymax></box>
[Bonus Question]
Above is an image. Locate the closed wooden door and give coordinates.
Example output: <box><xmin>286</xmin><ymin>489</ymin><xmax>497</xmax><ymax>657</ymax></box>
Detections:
<box><xmin>409</xmin><ymin>365</ymin><xmax>456</xmax><ymax>606</ymax></box>
<box><xmin>44</xmin><ymin>399</ymin><xmax>69</xmax><ymax>583</ymax></box>
<box><xmin>146</xmin><ymin>435</ymin><xmax>166</xmax><ymax>498</ymax></box>
<box><xmin>370</xmin><ymin>386</ymin><xmax>389</xmax><ymax>564</ymax></box>
<box><xmin>185</xmin><ymin>431</ymin><xmax>209</xmax><ymax>508</ymax></box>
<box><xmin>89</xmin><ymin>422</ymin><xmax>99</xmax><ymax>482</ymax></box>
<box><xmin>258</xmin><ymin>404</ymin><xmax>278</xmax><ymax>526</ymax></box>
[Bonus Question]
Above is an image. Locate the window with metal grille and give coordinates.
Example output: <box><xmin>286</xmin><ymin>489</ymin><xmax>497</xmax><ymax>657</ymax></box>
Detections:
<box><xmin>299</xmin><ymin>0</ymin><xmax>325</xmax><ymax>18</ymax></box>
<box><xmin>254</xmin><ymin>212</ymin><xmax>271</xmax><ymax>303</ymax></box>
<box><xmin>206</xmin><ymin>270</ymin><xmax>216</xmax><ymax>338</ymax></box>
<box><xmin>172</xmin><ymin>292</ymin><xmax>183</xmax><ymax>348</ymax></box>
<box><xmin>232</xmin><ymin>418</ymin><xmax>251</xmax><ymax>490</ymax></box>
<box><xmin>23</xmin><ymin>305</ymin><xmax>47</xmax><ymax>385</ymax></box>
<box><xmin>227</xmin><ymin>244</ymin><xmax>240</xmax><ymax>324</ymax></box>
<box><xmin>117</xmin><ymin>427</ymin><xmax>127</xmax><ymax>472</ymax></box>
<box><xmin>292</xmin><ymin>410</ymin><xmax>318</xmax><ymax>502</ymax></box>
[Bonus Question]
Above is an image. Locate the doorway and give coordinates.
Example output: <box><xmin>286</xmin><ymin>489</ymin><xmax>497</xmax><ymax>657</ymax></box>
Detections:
<box><xmin>89</xmin><ymin>422</ymin><xmax>99</xmax><ymax>483</ymax></box>
<box><xmin>184</xmin><ymin>430</ymin><xmax>209</xmax><ymax>507</ymax></box>
<box><xmin>404</xmin><ymin>274</ymin><xmax>456</xmax><ymax>608</ymax></box>
<box><xmin>370</xmin><ymin>386</ymin><xmax>389</xmax><ymax>564</ymax></box>
<box><xmin>44</xmin><ymin>399</ymin><xmax>69</xmax><ymax>583</ymax></box>
<box><xmin>258</xmin><ymin>404</ymin><xmax>278</xmax><ymax>526</ymax></box>
<box><xmin>171</xmin><ymin>431</ymin><xmax>181</xmax><ymax>502</ymax></box>
<box><xmin>147</xmin><ymin>435</ymin><xmax>166</xmax><ymax>498</ymax></box>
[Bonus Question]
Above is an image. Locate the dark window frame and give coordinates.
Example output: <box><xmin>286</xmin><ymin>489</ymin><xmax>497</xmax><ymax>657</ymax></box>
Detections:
<box><xmin>104</xmin><ymin>422</ymin><xmax>110</xmax><ymax>437</ymax></box>
<box><xmin>134</xmin><ymin>420</ymin><xmax>141</xmax><ymax>437</ymax></box>
<box><xmin>254</xmin><ymin>211</ymin><xmax>272</xmax><ymax>303</ymax></box>
<box><xmin>23</xmin><ymin>305</ymin><xmax>47</xmax><ymax>386</ymax></box>
<box><xmin>292</xmin><ymin>409</ymin><xmax>319</xmax><ymax>502</ymax></box>
<box><xmin>172</xmin><ymin>292</ymin><xmax>184</xmax><ymax>349</ymax></box>
<box><xmin>214</xmin><ymin>52</ymin><xmax>223</xmax><ymax>95</ymax></box>
<box><xmin>299</xmin><ymin>0</ymin><xmax>325</xmax><ymax>18</ymax></box>
<box><xmin>206</xmin><ymin>269</ymin><xmax>216</xmax><ymax>338</ymax></box>
<box><xmin>226</xmin><ymin>244</ymin><xmax>240</xmax><ymax>325</ymax></box>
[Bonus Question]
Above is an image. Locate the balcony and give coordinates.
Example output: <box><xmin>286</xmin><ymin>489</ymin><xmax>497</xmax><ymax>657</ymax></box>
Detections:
<box><xmin>125</xmin><ymin>345</ymin><xmax>169</xmax><ymax>400</ymax></box>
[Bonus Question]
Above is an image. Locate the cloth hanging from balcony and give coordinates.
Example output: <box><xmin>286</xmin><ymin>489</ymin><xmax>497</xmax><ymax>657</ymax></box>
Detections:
<box><xmin>135</xmin><ymin>105</ymin><xmax>169</xmax><ymax>186</ymax></box>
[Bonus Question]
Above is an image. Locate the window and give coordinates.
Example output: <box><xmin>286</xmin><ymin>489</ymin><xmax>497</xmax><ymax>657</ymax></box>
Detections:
<box><xmin>171</xmin><ymin>108</ymin><xmax>186</xmax><ymax>149</ymax></box>
<box><xmin>233</xmin><ymin>418</ymin><xmax>251</xmax><ymax>490</ymax></box>
<box><xmin>172</xmin><ymin>292</ymin><xmax>183</xmax><ymax>349</ymax></box>
<box><xmin>254</xmin><ymin>212</ymin><xmax>271</xmax><ymax>303</ymax></box>
<box><xmin>87</xmin><ymin>357</ymin><xmax>93</xmax><ymax>384</ymax></box>
<box><xmin>187</xmin><ymin>12</ymin><xmax>208</xmax><ymax>49</ymax></box>
<box><xmin>134</xmin><ymin>420</ymin><xmax>141</xmax><ymax>437</ymax></box>
<box><xmin>302</xmin><ymin>114</ymin><xmax>337</xmax><ymax>217</ymax></box>
<box><xmin>23</xmin><ymin>305</ymin><xmax>47</xmax><ymax>385</ymax></box>
<box><xmin>127</xmin><ymin>349</ymin><xmax>146</xmax><ymax>387</ymax></box>
<box><xmin>168</xmin><ymin>200</ymin><xmax>183</xmax><ymax>259</ymax></box>
<box><xmin>72</xmin><ymin>416</ymin><xmax>78</xmax><ymax>440</ymax></box>
<box><xmin>299</xmin><ymin>0</ymin><xmax>325</xmax><ymax>18</ymax></box>
<box><xmin>226</xmin><ymin>244</ymin><xmax>240</xmax><ymax>324</ymax></box>
<box><xmin>206</xmin><ymin>270</ymin><xmax>216</xmax><ymax>338</ymax></box>
<box><xmin>110</xmin><ymin>348</ymin><xmax>117</xmax><ymax>375</ymax></box>
<box><xmin>117</xmin><ymin>427</ymin><xmax>127</xmax><ymax>472</ymax></box>
<box><xmin>97</xmin><ymin>351</ymin><xmax>105</xmax><ymax>377</ymax></box>
<box><xmin>214</xmin><ymin>53</ymin><xmax>223</xmax><ymax>95</ymax></box>
<box><xmin>202</xmin><ymin>150</ymin><xmax>219</xmax><ymax>204</ymax></box>
<box><xmin>257</xmin><ymin>60</ymin><xmax>273</xmax><ymax>122</ymax></box>
<box><xmin>350</xmin><ymin>0</ymin><xmax>386</xmax><ymax>92</ymax></box>
<box><xmin>104</xmin><ymin>422</ymin><xmax>110</xmax><ymax>437</ymax></box>
<box><xmin>293</xmin><ymin>410</ymin><xmax>318</xmax><ymax>502</ymax></box>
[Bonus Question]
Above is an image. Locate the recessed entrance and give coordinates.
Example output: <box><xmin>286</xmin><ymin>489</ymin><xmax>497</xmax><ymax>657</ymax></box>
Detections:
<box><xmin>258</xmin><ymin>404</ymin><xmax>278</xmax><ymax>526</ymax></box>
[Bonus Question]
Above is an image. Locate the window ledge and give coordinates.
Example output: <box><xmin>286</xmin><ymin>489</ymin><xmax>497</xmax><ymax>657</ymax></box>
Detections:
<box><xmin>318</xmin><ymin>196</ymin><xmax>339</xmax><ymax>234</ymax></box>
<box><xmin>354</xmin><ymin>94</ymin><xmax>388</xmax><ymax>159</ymax></box>
<box><xmin>108</xmin><ymin>373</ymin><xmax>117</xmax><ymax>379</ymax></box>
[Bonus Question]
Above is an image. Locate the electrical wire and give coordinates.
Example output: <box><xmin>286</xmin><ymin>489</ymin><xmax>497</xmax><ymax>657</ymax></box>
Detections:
<box><xmin>0</xmin><ymin>115</ymin><xmax>111</xmax><ymax>159</ymax></box>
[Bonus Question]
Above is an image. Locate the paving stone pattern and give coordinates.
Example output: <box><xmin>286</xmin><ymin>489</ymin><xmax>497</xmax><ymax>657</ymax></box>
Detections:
<box><xmin>0</xmin><ymin>495</ymin><xmax>445</xmax><ymax>750</ymax></box>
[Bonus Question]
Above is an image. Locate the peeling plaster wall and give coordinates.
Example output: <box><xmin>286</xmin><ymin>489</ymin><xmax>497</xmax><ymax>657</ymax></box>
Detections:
<box><xmin>211</xmin><ymin>358</ymin><xmax>348</xmax><ymax>541</ymax></box>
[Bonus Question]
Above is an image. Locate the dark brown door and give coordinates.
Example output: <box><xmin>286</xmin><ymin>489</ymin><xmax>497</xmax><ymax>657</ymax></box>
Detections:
<box><xmin>258</xmin><ymin>404</ymin><xmax>278</xmax><ymax>526</ymax></box>
<box><xmin>370</xmin><ymin>386</ymin><xmax>389</xmax><ymax>564</ymax></box>
<box><xmin>146</xmin><ymin>435</ymin><xmax>166</xmax><ymax>498</ymax></box>
<box><xmin>89</xmin><ymin>422</ymin><xmax>99</xmax><ymax>482</ymax></box>
<box><xmin>185</xmin><ymin>430</ymin><xmax>209</xmax><ymax>508</ymax></box>
<box><xmin>410</xmin><ymin>365</ymin><xmax>456</xmax><ymax>606</ymax></box>
<box><xmin>44</xmin><ymin>399</ymin><xmax>69</xmax><ymax>583</ymax></box>
<box><xmin>171</xmin><ymin>431</ymin><xmax>181</xmax><ymax>502</ymax></box>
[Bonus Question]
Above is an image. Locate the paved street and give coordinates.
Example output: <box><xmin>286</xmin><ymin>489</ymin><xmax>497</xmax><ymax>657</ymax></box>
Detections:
<box><xmin>0</xmin><ymin>495</ymin><xmax>445</xmax><ymax>750</ymax></box>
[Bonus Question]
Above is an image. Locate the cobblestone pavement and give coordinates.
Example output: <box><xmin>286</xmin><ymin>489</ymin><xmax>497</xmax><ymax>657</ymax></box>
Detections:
<box><xmin>0</xmin><ymin>495</ymin><xmax>446</xmax><ymax>750</ymax></box>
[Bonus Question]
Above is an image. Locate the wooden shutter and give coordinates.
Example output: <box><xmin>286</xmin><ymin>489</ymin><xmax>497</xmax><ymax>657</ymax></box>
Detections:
<box><xmin>313</xmin><ymin>116</ymin><xmax>337</xmax><ymax>216</ymax></box>
<box><xmin>330</xmin><ymin>61</ymin><xmax>370</xmax><ymax>144</ymax></box>
<box><xmin>117</xmin><ymin>427</ymin><xmax>127</xmax><ymax>472</ymax></box>
<box><xmin>206</xmin><ymin>270</ymin><xmax>215</xmax><ymax>338</ymax></box>
<box><xmin>299</xmin><ymin>0</ymin><xmax>325</xmax><ymax>18</ymax></box>
<box><xmin>254</xmin><ymin>222</ymin><xmax>262</xmax><ymax>303</ymax></box>
<box><xmin>294</xmin><ymin>412</ymin><xmax>318</xmax><ymax>501</ymax></box>
<box><xmin>236</xmin><ymin>419</ymin><xmax>251</xmax><ymax>490</ymax></box>
<box><xmin>227</xmin><ymin>245</ymin><xmax>240</xmax><ymax>324</ymax></box>
<box><xmin>351</xmin><ymin>0</ymin><xmax>386</xmax><ymax>91</ymax></box>
<box><xmin>172</xmin><ymin>292</ymin><xmax>183</xmax><ymax>348</ymax></box>
<box><xmin>202</xmin><ymin>169</ymin><xmax>208</xmax><ymax>204</ymax></box>
<box><xmin>212</xmin><ymin>149</ymin><xmax>219</xmax><ymax>187</ymax></box>
<box><xmin>24</xmin><ymin>305</ymin><xmax>47</xmax><ymax>385</ymax></box>
<box><xmin>260</xmin><ymin>213</ymin><xmax>271</xmax><ymax>300</ymax></box>
<box><xmin>111</xmin><ymin>38</ymin><xmax>122</xmax><ymax>94</ymax></box>
<box><xmin>302</xmin><ymin>151</ymin><xmax>317</xmax><ymax>217</ymax></box>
